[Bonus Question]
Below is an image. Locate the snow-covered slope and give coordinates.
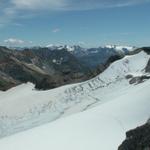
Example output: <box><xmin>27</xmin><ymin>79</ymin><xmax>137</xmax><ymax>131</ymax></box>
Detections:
<box><xmin>0</xmin><ymin>79</ymin><xmax>150</xmax><ymax>150</ymax></box>
<box><xmin>0</xmin><ymin>51</ymin><xmax>149</xmax><ymax>138</ymax></box>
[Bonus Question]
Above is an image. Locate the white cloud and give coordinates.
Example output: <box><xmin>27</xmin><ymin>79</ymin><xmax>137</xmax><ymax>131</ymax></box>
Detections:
<box><xmin>4</xmin><ymin>38</ymin><xmax>25</xmax><ymax>45</ymax></box>
<box><xmin>52</xmin><ymin>28</ymin><xmax>61</xmax><ymax>33</ymax></box>
<box><xmin>12</xmin><ymin>23</ymin><xmax>23</xmax><ymax>26</ymax></box>
<box><xmin>29</xmin><ymin>41</ymin><xmax>33</xmax><ymax>44</ymax></box>
<box><xmin>4</xmin><ymin>38</ymin><xmax>34</xmax><ymax>46</ymax></box>
<box><xmin>0</xmin><ymin>0</ymin><xmax>150</xmax><ymax>26</ymax></box>
<box><xmin>11</xmin><ymin>0</ymin><xmax>66</xmax><ymax>10</ymax></box>
<box><xmin>5</xmin><ymin>0</ymin><xmax>150</xmax><ymax>12</ymax></box>
<box><xmin>4</xmin><ymin>7</ymin><xmax>16</xmax><ymax>16</ymax></box>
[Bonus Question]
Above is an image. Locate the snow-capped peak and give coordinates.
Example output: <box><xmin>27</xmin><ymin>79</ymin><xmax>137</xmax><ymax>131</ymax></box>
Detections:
<box><xmin>46</xmin><ymin>44</ymin><xmax>54</xmax><ymax>48</ymax></box>
<box><xmin>105</xmin><ymin>45</ymin><xmax>135</xmax><ymax>52</ymax></box>
<box><xmin>45</xmin><ymin>44</ymin><xmax>86</xmax><ymax>52</ymax></box>
<box><xmin>46</xmin><ymin>44</ymin><xmax>75</xmax><ymax>51</ymax></box>
<box><xmin>46</xmin><ymin>44</ymin><xmax>60</xmax><ymax>50</ymax></box>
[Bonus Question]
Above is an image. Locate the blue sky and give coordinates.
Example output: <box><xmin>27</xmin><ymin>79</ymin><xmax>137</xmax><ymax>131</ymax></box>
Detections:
<box><xmin>0</xmin><ymin>0</ymin><xmax>150</xmax><ymax>47</ymax></box>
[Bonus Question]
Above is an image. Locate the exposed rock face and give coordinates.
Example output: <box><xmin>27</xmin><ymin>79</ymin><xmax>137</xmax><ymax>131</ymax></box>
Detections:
<box><xmin>0</xmin><ymin>47</ymin><xmax>92</xmax><ymax>90</ymax></box>
<box><xmin>129</xmin><ymin>76</ymin><xmax>150</xmax><ymax>85</ymax></box>
<box><xmin>0</xmin><ymin>71</ymin><xmax>18</xmax><ymax>91</ymax></box>
<box><xmin>129</xmin><ymin>47</ymin><xmax>150</xmax><ymax>55</ymax></box>
<box><xmin>118</xmin><ymin>122</ymin><xmax>150</xmax><ymax>150</ymax></box>
<box><xmin>145</xmin><ymin>59</ymin><xmax>150</xmax><ymax>73</ymax></box>
<box><xmin>142</xmin><ymin>47</ymin><xmax>150</xmax><ymax>55</ymax></box>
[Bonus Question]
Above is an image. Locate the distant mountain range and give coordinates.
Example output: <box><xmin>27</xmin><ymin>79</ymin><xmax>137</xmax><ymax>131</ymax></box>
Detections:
<box><xmin>0</xmin><ymin>45</ymin><xmax>137</xmax><ymax>91</ymax></box>
<box><xmin>45</xmin><ymin>44</ymin><xmax>136</xmax><ymax>68</ymax></box>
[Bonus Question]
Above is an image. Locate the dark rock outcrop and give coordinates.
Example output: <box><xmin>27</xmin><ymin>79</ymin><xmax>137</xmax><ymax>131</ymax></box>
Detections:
<box><xmin>118</xmin><ymin>122</ymin><xmax>150</xmax><ymax>150</ymax></box>
<box><xmin>145</xmin><ymin>59</ymin><xmax>150</xmax><ymax>73</ymax></box>
<box><xmin>129</xmin><ymin>47</ymin><xmax>150</xmax><ymax>56</ymax></box>
<box><xmin>129</xmin><ymin>76</ymin><xmax>150</xmax><ymax>85</ymax></box>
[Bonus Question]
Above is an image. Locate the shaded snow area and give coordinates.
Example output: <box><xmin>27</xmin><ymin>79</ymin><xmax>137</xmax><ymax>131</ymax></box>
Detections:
<box><xmin>0</xmin><ymin>51</ymin><xmax>149</xmax><ymax>140</ymax></box>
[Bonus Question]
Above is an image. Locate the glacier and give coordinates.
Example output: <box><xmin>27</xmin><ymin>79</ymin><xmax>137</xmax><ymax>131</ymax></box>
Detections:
<box><xmin>0</xmin><ymin>51</ymin><xmax>149</xmax><ymax>140</ymax></box>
